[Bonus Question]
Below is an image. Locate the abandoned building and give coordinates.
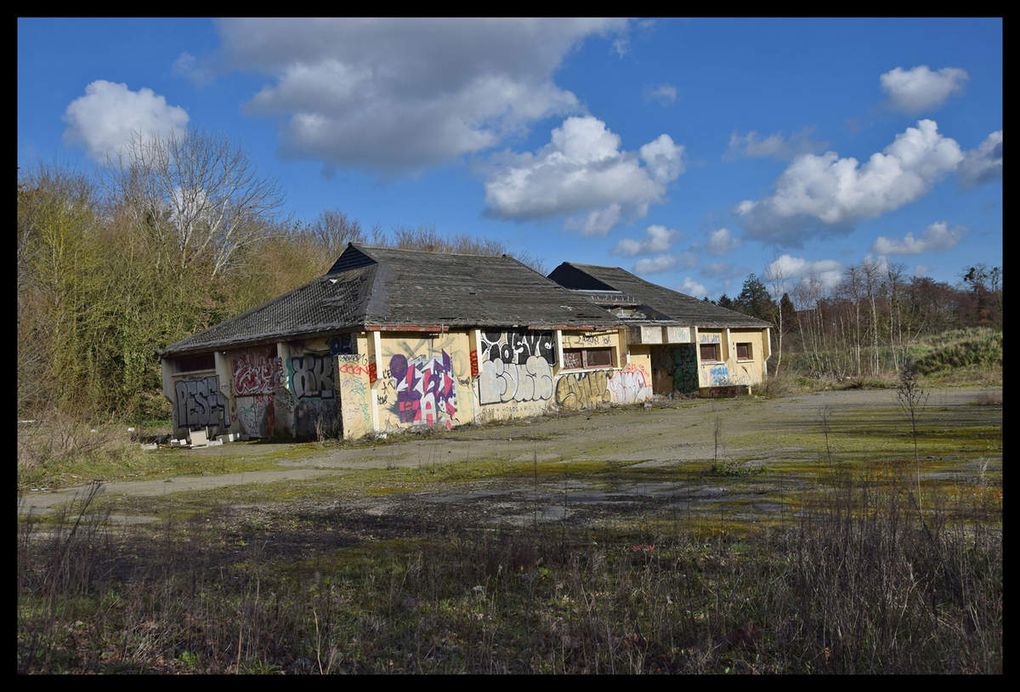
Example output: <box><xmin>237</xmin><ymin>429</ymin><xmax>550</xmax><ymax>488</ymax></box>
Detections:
<box><xmin>159</xmin><ymin>244</ymin><xmax>772</xmax><ymax>442</ymax></box>
<box><xmin>548</xmin><ymin>262</ymin><xmax>772</xmax><ymax>396</ymax></box>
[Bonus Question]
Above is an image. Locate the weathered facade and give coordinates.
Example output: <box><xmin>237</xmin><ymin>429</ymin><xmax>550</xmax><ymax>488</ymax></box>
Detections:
<box><xmin>160</xmin><ymin>245</ymin><xmax>771</xmax><ymax>441</ymax></box>
<box><xmin>547</xmin><ymin>262</ymin><xmax>773</xmax><ymax>397</ymax></box>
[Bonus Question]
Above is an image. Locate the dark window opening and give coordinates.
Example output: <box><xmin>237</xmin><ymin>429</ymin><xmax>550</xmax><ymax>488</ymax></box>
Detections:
<box><xmin>563</xmin><ymin>347</ymin><xmax>616</xmax><ymax>369</ymax></box>
<box><xmin>176</xmin><ymin>352</ymin><xmax>215</xmax><ymax>372</ymax></box>
<box><xmin>699</xmin><ymin>343</ymin><xmax>721</xmax><ymax>361</ymax></box>
<box><xmin>736</xmin><ymin>342</ymin><xmax>752</xmax><ymax>360</ymax></box>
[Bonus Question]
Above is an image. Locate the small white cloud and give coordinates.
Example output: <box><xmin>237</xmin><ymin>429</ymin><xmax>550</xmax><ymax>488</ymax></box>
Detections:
<box><xmin>736</xmin><ymin>119</ymin><xmax>963</xmax><ymax>245</ymax></box>
<box><xmin>871</xmin><ymin>221</ymin><xmax>964</xmax><ymax>255</ymax></box>
<box><xmin>914</xmin><ymin>264</ymin><xmax>929</xmax><ymax>276</ymax></box>
<box><xmin>634</xmin><ymin>254</ymin><xmax>677</xmax><ymax>274</ymax></box>
<box><xmin>679</xmin><ymin>277</ymin><xmax>707</xmax><ymax>298</ymax></box>
<box><xmin>705</xmin><ymin>227</ymin><xmax>740</xmax><ymax>256</ymax></box>
<box><xmin>959</xmin><ymin>130</ymin><xmax>1002</xmax><ymax>186</ymax></box>
<box><xmin>613</xmin><ymin>224</ymin><xmax>678</xmax><ymax>256</ymax></box>
<box><xmin>880</xmin><ymin>65</ymin><xmax>968</xmax><ymax>114</ymax></box>
<box><xmin>485</xmin><ymin>116</ymin><xmax>685</xmax><ymax>235</ymax></box>
<box><xmin>63</xmin><ymin>80</ymin><xmax>189</xmax><ymax>163</ymax></box>
<box><xmin>645</xmin><ymin>83</ymin><xmax>678</xmax><ymax>105</ymax></box>
<box><xmin>724</xmin><ymin>128</ymin><xmax>827</xmax><ymax>160</ymax></box>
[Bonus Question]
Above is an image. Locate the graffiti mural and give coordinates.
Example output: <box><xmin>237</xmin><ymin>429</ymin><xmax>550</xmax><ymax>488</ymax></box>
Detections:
<box><xmin>555</xmin><ymin>371</ymin><xmax>611</xmax><ymax>411</ymax></box>
<box><xmin>290</xmin><ymin>354</ymin><xmax>336</xmax><ymax>400</ymax></box>
<box><xmin>480</xmin><ymin>330</ymin><xmax>555</xmax><ymax>366</ymax></box>
<box><xmin>709</xmin><ymin>364</ymin><xmax>731</xmax><ymax>385</ymax></box>
<box><xmin>479</xmin><ymin>330</ymin><xmax>556</xmax><ymax>405</ymax></box>
<box><xmin>388</xmin><ymin>351</ymin><xmax>458</xmax><ymax>429</ymax></box>
<box><xmin>236</xmin><ymin>395</ymin><xmax>274</xmax><ymax>438</ymax></box>
<box><xmin>174</xmin><ymin>375</ymin><xmax>227</xmax><ymax>429</ymax></box>
<box><xmin>288</xmin><ymin>353</ymin><xmax>338</xmax><ymax>439</ymax></box>
<box><xmin>608</xmin><ymin>363</ymin><xmax>653</xmax><ymax>404</ymax></box>
<box><xmin>673</xmin><ymin>345</ymin><xmax>699</xmax><ymax>393</ymax></box>
<box><xmin>337</xmin><ymin>353</ymin><xmax>373</xmax><ymax>438</ymax></box>
<box><xmin>232</xmin><ymin>352</ymin><xmax>279</xmax><ymax>396</ymax></box>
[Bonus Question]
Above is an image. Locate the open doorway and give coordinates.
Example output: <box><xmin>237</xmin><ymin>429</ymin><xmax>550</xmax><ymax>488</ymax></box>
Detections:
<box><xmin>650</xmin><ymin>344</ymin><xmax>699</xmax><ymax>395</ymax></box>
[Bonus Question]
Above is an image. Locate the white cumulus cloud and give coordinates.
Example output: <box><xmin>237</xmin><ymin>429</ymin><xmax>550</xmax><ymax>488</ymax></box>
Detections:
<box><xmin>613</xmin><ymin>224</ymin><xmax>677</xmax><ymax>256</ymax></box>
<box><xmin>207</xmin><ymin>18</ymin><xmax>625</xmax><ymax>172</ymax></box>
<box><xmin>871</xmin><ymin>221</ymin><xmax>964</xmax><ymax>255</ymax></box>
<box><xmin>705</xmin><ymin>227</ymin><xmax>741</xmax><ymax>255</ymax></box>
<box><xmin>485</xmin><ymin>116</ymin><xmax>685</xmax><ymax>235</ymax></box>
<box><xmin>634</xmin><ymin>254</ymin><xmax>678</xmax><ymax>274</ymax></box>
<box><xmin>63</xmin><ymin>80</ymin><xmax>189</xmax><ymax>163</ymax></box>
<box><xmin>736</xmin><ymin>119</ymin><xmax>963</xmax><ymax>245</ymax></box>
<box><xmin>880</xmin><ymin>65</ymin><xmax>969</xmax><ymax>114</ymax></box>
<box><xmin>679</xmin><ymin>277</ymin><xmax>707</xmax><ymax>298</ymax></box>
<box><xmin>959</xmin><ymin>130</ymin><xmax>1002</xmax><ymax>185</ymax></box>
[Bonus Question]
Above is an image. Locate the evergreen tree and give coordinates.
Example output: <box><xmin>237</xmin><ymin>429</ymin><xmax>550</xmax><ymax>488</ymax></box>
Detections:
<box><xmin>734</xmin><ymin>274</ymin><xmax>776</xmax><ymax>322</ymax></box>
<box><xmin>779</xmin><ymin>293</ymin><xmax>797</xmax><ymax>333</ymax></box>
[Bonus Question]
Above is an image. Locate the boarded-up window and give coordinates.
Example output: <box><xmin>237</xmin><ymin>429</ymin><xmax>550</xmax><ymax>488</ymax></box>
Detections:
<box><xmin>562</xmin><ymin>349</ymin><xmax>584</xmax><ymax>369</ymax></box>
<box><xmin>736</xmin><ymin>342</ymin><xmax>752</xmax><ymax>360</ymax></box>
<box><xmin>699</xmin><ymin>343</ymin><xmax>721</xmax><ymax>361</ymax></box>
<box><xmin>563</xmin><ymin>347</ymin><xmax>615</xmax><ymax>369</ymax></box>
<box><xmin>176</xmin><ymin>352</ymin><xmax>215</xmax><ymax>373</ymax></box>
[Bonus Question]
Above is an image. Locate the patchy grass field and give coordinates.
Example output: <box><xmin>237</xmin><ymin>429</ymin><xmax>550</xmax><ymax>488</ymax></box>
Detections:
<box><xmin>18</xmin><ymin>387</ymin><xmax>1001</xmax><ymax>673</ymax></box>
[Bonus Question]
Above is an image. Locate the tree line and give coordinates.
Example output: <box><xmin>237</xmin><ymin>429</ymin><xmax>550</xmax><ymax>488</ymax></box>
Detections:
<box><xmin>17</xmin><ymin>132</ymin><xmax>544</xmax><ymax>422</ymax></box>
<box><xmin>712</xmin><ymin>261</ymin><xmax>1002</xmax><ymax>379</ymax></box>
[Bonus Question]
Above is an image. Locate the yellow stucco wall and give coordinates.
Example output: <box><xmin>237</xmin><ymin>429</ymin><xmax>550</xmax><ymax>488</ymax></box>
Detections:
<box><xmin>696</xmin><ymin>328</ymin><xmax>768</xmax><ymax>388</ymax></box>
<box><xmin>560</xmin><ymin>329</ymin><xmax>621</xmax><ymax>352</ymax></box>
<box><xmin>726</xmin><ymin>329</ymin><xmax>768</xmax><ymax>386</ymax></box>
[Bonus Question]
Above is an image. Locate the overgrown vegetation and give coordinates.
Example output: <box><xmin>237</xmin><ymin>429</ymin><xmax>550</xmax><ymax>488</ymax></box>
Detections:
<box><xmin>17</xmin><ymin>144</ymin><xmax>545</xmax><ymax>429</ymax></box>
<box><xmin>18</xmin><ymin>460</ymin><xmax>1001</xmax><ymax>673</ymax></box>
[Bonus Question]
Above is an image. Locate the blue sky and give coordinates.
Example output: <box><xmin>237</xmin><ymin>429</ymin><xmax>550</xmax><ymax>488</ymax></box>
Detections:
<box><xmin>18</xmin><ymin>18</ymin><xmax>1002</xmax><ymax>301</ymax></box>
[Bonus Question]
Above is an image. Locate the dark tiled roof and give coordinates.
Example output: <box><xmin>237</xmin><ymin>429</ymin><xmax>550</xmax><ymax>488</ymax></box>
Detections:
<box><xmin>548</xmin><ymin>262</ymin><xmax>773</xmax><ymax>329</ymax></box>
<box><xmin>162</xmin><ymin>244</ymin><xmax>620</xmax><ymax>356</ymax></box>
<box><xmin>161</xmin><ymin>264</ymin><xmax>377</xmax><ymax>356</ymax></box>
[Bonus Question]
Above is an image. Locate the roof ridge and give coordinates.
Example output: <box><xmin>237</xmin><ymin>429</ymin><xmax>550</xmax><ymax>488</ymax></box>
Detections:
<box><xmin>350</xmin><ymin>242</ymin><xmax>524</xmax><ymax>261</ymax></box>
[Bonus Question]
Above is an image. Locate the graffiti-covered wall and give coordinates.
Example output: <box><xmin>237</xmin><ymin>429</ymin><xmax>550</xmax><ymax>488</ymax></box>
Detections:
<box><xmin>286</xmin><ymin>349</ymin><xmax>340</xmax><ymax>439</ymax></box>
<box><xmin>172</xmin><ymin>372</ymin><xmax>228</xmax><ymax>434</ymax></box>
<box><xmin>230</xmin><ymin>349</ymin><xmax>283</xmax><ymax>439</ymax></box>
<box><xmin>607</xmin><ymin>362</ymin><xmax>653</xmax><ymax>404</ymax></box>
<box><xmin>477</xmin><ymin>330</ymin><xmax>556</xmax><ymax>422</ymax></box>
<box><xmin>337</xmin><ymin>352</ymin><xmax>375</xmax><ymax>440</ymax></box>
<box><xmin>377</xmin><ymin>332</ymin><xmax>476</xmax><ymax>432</ymax></box>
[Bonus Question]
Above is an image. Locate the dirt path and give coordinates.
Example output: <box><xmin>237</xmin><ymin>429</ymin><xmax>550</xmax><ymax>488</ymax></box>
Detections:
<box><xmin>18</xmin><ymin>387</ymin><xmax>1000</xmax><ymax>518</ymax></box>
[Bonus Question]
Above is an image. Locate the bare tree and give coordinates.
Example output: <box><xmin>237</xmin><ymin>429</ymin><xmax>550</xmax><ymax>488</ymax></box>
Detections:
<box><xmin>886</xmin><ymin>262</ymin><xmax>906</xmax><ymax>373</ymax></box>
<box><xmin>113</xmin><ymin>131</ymin><xmax>284</xmax><ymax>277</ymax></box>
<box><xmin>862</xmin><ymin>258</ymin><xmax>882</xmax><ymax>375</ymax></box>
<box><xmin>306</xmin><ymin>209</ymin><xmax>366</xmax><ymax>258</ymax></box>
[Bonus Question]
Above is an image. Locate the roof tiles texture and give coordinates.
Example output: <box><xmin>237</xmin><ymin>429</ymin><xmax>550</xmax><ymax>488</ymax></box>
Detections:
<box><xmin>162</xmin><ymin>245</ymin><xmax>619</xmax><ymax>356</ymax></box>
<box><xmin>548</xmin><ymin>262</ymin><xmax>773</xmax><ymax>329</ymax></box>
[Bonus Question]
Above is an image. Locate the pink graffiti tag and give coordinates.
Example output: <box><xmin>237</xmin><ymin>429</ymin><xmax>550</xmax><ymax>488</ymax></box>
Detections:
<box><xmin>233</xmin><ymin>352</ymin><xmax>278</xmax><ymax>396</ymax></box>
